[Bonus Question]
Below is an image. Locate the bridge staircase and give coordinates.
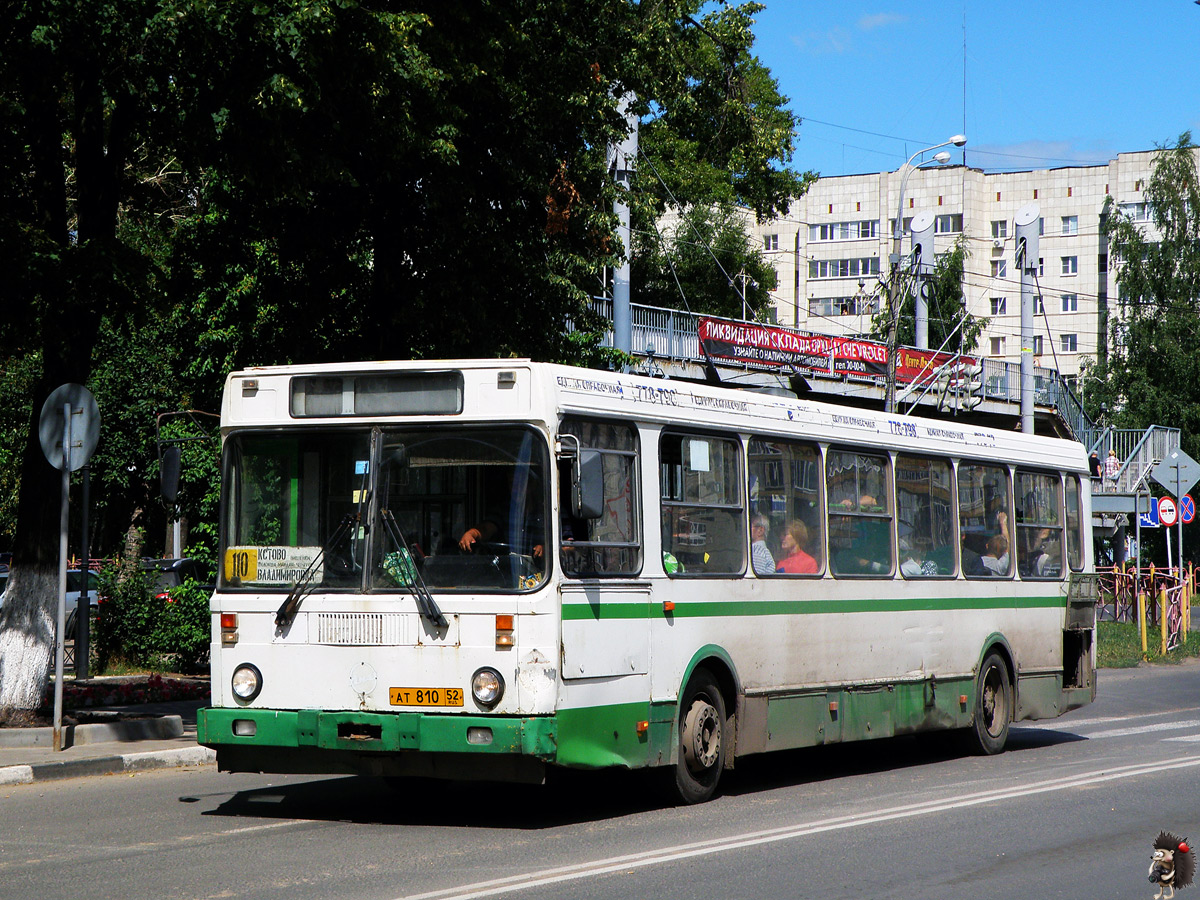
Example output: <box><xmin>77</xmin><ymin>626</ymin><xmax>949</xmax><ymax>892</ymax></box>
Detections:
<box><xmin>1086</xmin><ymin>425</ymin><xmax>1181</xmax><ymax>535</ymax></box>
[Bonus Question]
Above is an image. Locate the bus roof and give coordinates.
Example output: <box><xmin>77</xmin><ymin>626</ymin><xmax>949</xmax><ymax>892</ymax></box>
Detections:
<box><xmin>222</xmin><ymin>359</ymin><xmax>1087</xmax><ymax>471</ymax></box>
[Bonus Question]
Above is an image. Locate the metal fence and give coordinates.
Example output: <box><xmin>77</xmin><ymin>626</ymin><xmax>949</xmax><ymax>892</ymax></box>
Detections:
<box><xmin>1097</xmin><ymin>564</ymin><xmax>1192</xmax><ymax>652</ymax></box>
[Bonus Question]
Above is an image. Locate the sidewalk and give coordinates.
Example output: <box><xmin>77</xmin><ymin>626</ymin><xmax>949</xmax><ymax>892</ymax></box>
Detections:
<box><xmin>0</xmin><ymin>697</ymin><xmax>214</xmax><ymax>786</ymax></box>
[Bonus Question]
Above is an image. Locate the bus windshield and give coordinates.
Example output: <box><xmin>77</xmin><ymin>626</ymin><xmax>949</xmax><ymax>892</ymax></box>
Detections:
<box><xmin>373</xmin><ymin>427</ymin><xmax>549</xmax><ymax>591</ymax></box>
<box><xmin>223</xmin><ymin>427</ymin><xmax>550</xmax><ymax>593</ymax></box>
<box><xmin>223</xmin><ymin>431</ymin><xmax>372</xmax><ymax>590</ymax></box>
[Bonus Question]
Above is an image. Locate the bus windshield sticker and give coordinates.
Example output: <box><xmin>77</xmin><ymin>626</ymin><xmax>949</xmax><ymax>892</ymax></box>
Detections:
<box><xmin>224</xmin><ymin>546</ymin><xmax>324</xmax><ymax>585</ymax></box>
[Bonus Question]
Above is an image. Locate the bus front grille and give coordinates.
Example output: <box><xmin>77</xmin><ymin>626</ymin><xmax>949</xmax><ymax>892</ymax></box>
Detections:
<box><xmin>313</xmin><ymin>613</ymin><xmax>406</xmax><ymax>646</ymax></box>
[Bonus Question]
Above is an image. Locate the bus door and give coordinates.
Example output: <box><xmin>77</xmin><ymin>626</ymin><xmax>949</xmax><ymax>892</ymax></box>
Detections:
<box><xmin>556</xmin><ymin>417</ymin><xmax>646</xmax><ymax>680</ymax></box>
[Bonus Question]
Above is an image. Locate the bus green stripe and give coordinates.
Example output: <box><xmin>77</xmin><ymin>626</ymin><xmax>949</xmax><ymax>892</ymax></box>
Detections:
<box><xmin>561</xmin><ymin>595</ymin><xmax>1065</xmax><ymax>620</ymax></box>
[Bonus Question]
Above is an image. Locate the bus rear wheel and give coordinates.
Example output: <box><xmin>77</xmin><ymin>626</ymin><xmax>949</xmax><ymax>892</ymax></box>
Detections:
<box><xmin>671</xmin><ymin>669</ymin><xmax>726</xmax><ymax>805</ymax></box>
<box><xmin>967</xmin><ymin>651</ymin><xmax>1012</xmax><ymax>755</ymax></box>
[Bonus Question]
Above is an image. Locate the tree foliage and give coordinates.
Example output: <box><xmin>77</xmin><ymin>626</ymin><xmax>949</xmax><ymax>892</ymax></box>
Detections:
<box><xmin>1083</xmin><ymin>133</ymin><xmax>1200</xmax><ymax>460</ymax></box>
<box><xmin>631</xmin><ymin>202</ymin><xmax>778</xmax><ymax>319</ymax></box>
<box><xmin>869</xmin><ymin>238</ymin><xmax>989</xmax><ymax>355</ymax></box>
<box><xmin>0</xmin><ymin>1</ymin><xmax>808</xmax><ymax>711</ymax></box>
<box><xmin>628</xmin><ymin>2</ymin><xmax>813</xmax><ymax>316</ymax></box>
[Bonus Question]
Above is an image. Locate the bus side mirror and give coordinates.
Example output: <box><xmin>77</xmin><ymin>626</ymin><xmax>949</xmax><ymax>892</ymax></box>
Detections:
<box><xmin>572</xmin><ymin>450</ymin><xmax>604</xmax><ymax>520</ymax></box>
<box><xmin>161</xmin><ymin>445</ymin><xmax>182</xmax><ymax>503</ymax></box>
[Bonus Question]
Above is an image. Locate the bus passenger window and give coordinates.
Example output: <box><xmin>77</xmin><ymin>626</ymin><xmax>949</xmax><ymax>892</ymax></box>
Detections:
<box><xmin>660</xmin><ymin>433</ymin><xmax>745</xmax><ymax>576</ymax></box>
<box><xmin>1015</xmin><ymin>470</ymin><xmax>1064</xmax><ymax>579</ymax></box>
<box><xmin>958</xmin><ymin>462</ymin><xmax>1013</xmax><ymax>578</ymax></box>
<box><xmin>826</xmin><ymin>450</ymin><xmax>893</xmax><ymax>577</ymax></box>
<box><xmin>895</xmin><ymin>455</ymin><xmax>956</xmax><ymax>577</ymax></box>
<box><xmin>1065</xmin><ymin>475</ymin><xmax>1084</xmax><ymax>572</ymax></box>
<box><xmin>557</xmin><ymin>418</ymin><xmax>642</xmax><ymax>576</ymax></box>
<box><xmin>748</xmin><ymin>438</ymin><xmax>824</xmax><ymax>576</ymax></box>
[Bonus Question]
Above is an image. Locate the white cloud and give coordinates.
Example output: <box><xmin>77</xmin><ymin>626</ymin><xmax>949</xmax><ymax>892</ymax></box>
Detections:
<box><xmin>857</xmin><ymin>13</ymin><xmax>907</xmax><ymax>31</ymax></box>
<box><xmin>968</xmin><ymin>139</ymin><xmax>1117</xmax><ymax>171</ymax></box>
<box><xmin>791</xmin><ymin>26</ymin><xmax>851</xmax><ymax>55</ymax></box>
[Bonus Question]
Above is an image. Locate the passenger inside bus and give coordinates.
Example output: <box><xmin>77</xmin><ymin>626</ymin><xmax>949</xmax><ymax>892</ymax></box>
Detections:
<box><xmin>831</xmin><ymin>494</ymin><xmax>891</xmax><ymax>575</ymax></box>
<box><xmin>750</xmin><ymin>515</ymin><xmax>776</xmax><ymax>575</ymax></box>
<box><xmin>775</xmin><ymin>519</ymin><xmax>818</xmax><ymax>574</ymax></box>
<box><xmin>980</xmin><ymin>533</ymin><xmax>1010</xmax><ymax>575</ymax></box>
<box><xmin>899</xmin><ymin>536</ymin><xmax>938</xmax><ymax>577</ymax></box>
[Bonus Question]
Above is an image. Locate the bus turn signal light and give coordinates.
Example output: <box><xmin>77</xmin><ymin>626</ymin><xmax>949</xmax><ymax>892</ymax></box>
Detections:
<box><xmin>221</xmin><ymin>613</ymin><xmax>238</xmax><ymax>645</ymax></box>
<box><xmin>495</xmin><ymin>615</ymin><xmax>514</xmax><ymax>647</ymax></box>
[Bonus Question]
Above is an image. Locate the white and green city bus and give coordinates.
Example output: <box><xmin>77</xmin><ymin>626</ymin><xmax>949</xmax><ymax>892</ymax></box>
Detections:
<box><xmin>197</xmin><ymin>359</ymin><xmax>1096</xmax><ymax>803</ymax></box>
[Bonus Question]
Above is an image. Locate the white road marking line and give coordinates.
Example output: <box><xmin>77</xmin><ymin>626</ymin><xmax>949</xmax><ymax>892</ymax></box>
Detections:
<box><xmin>1082</xmin><ymin>719</ymin><xmax>1200</xmax><ymax>739</ymax></box>
<box><xmin>1162</xmin><ymin>734</ymin><xmax>1200</xmax><ymax>743</ymax></box>
<box><xmin>1014</xmin><ymin>708</ymin><xmax>1200</xmax><ymax>731</ymax></box>
<box><xmin>392</xmin><ymin>755</ymin><xmax>1200</xmax><ymax>900</ymax></box>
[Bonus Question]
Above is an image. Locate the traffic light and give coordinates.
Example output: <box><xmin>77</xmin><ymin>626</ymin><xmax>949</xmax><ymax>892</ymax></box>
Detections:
<box><xmin>960</xmin><ymin>362</ymin><xmax>984</xmax><ymax>410</ymax></box>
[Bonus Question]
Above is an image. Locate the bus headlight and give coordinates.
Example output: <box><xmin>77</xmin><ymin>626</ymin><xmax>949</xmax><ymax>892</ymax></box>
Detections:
<box><xmin>231</xmin><ymin>663</ymin><xmax>263</xmax><ymax>702</ymax></box>
<box><xmin>471</xmin><ymin>667</ymin><xmax>504</xmax><ymax>709</ymax></box>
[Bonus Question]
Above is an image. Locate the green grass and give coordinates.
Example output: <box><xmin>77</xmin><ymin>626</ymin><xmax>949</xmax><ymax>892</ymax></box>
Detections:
<box><xmin>1097</xmin><ymin>616</ymin><xmax>1200</xmax><ymax>668</ymax></box>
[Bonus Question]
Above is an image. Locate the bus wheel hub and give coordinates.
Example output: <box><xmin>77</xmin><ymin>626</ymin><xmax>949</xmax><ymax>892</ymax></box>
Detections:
<box><xmin>683</xmin><ymin>699</ymin><xmax>720</xmax><ymax>771</ymax></box>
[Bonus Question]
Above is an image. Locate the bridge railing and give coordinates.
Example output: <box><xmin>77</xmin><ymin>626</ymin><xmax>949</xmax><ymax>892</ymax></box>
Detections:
<box><xmin>588</xmin><ymin>299</ymin><xmax>1094</xmax><ymax>425</ymax></box>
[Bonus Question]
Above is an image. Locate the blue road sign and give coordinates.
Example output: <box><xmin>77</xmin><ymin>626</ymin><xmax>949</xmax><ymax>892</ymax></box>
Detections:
<box><xmin>1182</xmin><ymin>494</ymin><xmax>1196</xmax><ymax>525</ymax></box>
<box><xmin>1139</xmin><ymin>502</ymin><xmax>1161</xmax><ymax>528</ymax></box>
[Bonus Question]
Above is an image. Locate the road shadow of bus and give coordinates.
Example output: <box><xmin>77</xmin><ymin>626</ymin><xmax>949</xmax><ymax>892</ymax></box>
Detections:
<box><xmin>719</xmin><ymin>727</ymin><xmax>1087</xmax><ymax>798</ymax></box>
<box><xmin>195</xmin><ymin>728</ymin><xmax>1086</xmax><ymax>828</ymax></box>
<box><xmin>197</xmin><ymin>769</ymin><xmax>673</xmax><ymax>828</ymax></box>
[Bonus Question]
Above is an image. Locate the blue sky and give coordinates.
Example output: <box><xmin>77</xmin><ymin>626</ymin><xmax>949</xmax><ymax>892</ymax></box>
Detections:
<box><xmin>750</xmin><ymin>1</ymin><xmax>1200</xmax><ymax>177</ymax></box>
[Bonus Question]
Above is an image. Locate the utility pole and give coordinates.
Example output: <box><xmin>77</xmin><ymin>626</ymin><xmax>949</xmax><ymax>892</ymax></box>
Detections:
<box><xmin>1014</xmin><ymin>203</ymin><xmax>1040</xmax><ymax>434</ymax></box>
<box><xmin>610</xmin><ymin>94</ymin><xmax>637</xmax><ymax>364</ymax></box>
<box><xmin>735</xmin><ymin>269</ymin><xmax>758</xmax><ymax>321</ymax></box>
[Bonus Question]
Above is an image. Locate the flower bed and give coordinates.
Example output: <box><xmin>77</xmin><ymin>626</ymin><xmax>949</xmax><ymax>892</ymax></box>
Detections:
<box><xmin>42</xmin><ymin>674</ymin><xmax>211</xmax><ymax>712</ymax></box>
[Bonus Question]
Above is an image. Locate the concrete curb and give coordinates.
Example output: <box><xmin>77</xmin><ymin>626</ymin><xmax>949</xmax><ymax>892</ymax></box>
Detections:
<box><xmin>0</xmin><ymin>714</ymin><xmax>186</xmax><ymax>749</ymax></box>
<box><xmin>0</xmin><ymin>745</ymin><xmax>216</xmax><ymax>786</ymax></box>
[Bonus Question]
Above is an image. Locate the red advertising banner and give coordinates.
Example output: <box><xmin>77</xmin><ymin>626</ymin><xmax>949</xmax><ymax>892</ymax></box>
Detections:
<box><xmin>698</xmin><ymin>317</ymin><xmax>887</xmax><ymax>377</ymax></box>
<box><xmin>697</xmin><ymin>316</ymin><xmax>976</xmax><ymax>385</ymax></box>
<box><xmin>892</xmin><ymin>346</ymin><xmax>979</xmax><ymax>387</ymax></box>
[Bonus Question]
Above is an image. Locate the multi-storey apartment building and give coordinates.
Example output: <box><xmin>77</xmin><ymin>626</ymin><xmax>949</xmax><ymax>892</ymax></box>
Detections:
<box><xmin>750</xmin><ymin>149</ymin><xmax>1169</xmax><ymax>379</ymax></box>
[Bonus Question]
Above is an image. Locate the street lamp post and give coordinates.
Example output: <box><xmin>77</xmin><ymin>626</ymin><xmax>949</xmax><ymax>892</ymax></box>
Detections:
<box><xmin>884</xmin><ymin>134</ymin><xmax>966</xmax><ymax>413</ymax></box>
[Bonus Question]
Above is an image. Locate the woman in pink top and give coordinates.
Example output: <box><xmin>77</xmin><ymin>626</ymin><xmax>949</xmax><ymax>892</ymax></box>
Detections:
<box><xmin>775</xmin><ymin>519</ymin><xmax>818</xmax><ymax>574</ymax></box>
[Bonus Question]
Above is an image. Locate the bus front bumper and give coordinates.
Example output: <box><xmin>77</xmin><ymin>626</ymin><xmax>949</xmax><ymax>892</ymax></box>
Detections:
<box><xmin>198</xmin><ymin>707</ymin><xmax>558</xmax><ymax>782</ymax></box>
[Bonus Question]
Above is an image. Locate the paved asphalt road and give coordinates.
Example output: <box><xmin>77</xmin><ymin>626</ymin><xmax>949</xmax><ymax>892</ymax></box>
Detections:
<box><xmin>1</xmin><ymin>662</ymin><xmax>1198</xmax><ymax>900</ymax></box>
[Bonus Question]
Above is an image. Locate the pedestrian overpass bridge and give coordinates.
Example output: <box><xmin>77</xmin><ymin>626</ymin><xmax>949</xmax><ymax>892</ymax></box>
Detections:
<box><xmin>588</xmin><ymin>300</ymin><xmax>1179</xmax><ymax>550</ymax></box>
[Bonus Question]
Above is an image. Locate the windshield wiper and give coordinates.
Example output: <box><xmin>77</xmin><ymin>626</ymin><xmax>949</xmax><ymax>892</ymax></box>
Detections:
<box><xmin>275</xmin><ymin>513</ymin><xmax>356</xmax><ymax>627</ymax></box>
<box><xmin>381</xmin><ymin>508</ymin><xmax>447</xmax><ymax>629</ymax></box>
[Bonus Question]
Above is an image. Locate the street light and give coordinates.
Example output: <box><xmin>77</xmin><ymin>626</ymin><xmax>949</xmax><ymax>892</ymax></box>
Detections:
<box><xmin>884</xmin><ymin>134</ymin><xmax>966</xmax><ymax>412</ymax></box>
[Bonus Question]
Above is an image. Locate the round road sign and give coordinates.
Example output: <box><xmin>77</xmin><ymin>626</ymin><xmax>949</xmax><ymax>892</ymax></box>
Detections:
<box><xmin>38</xmin><ymin>383</ymin><xmax>100</xmax><ymax>472</ymax></box>
<box><xmin>1182</xmin><ymin>494</ymin><xmax>1196</xmax><ymax>525</ymax></box>
<box><xmin>1159</xmin><ymin>496</ymin><xmax>1179</xmax><ymax>527</ymax></box>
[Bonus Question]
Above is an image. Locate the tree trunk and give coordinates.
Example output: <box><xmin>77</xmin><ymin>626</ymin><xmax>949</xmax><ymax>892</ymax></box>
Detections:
<box><xmin>0</xmin><ymin>567</ymin><xmax>57</xmax><ymax>717</ymax></box>
<box><xmin>0</xmin><ymin>48</ymin><xmax>108</xmax><ymax>717</ymax></box>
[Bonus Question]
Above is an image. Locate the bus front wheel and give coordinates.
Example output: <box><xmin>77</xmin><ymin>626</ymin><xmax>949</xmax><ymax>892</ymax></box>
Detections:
<box><xmin>967</xmin><ymin>651</ymin><xmax>1012</xmax><ymax>755</ymax></box>
<box><xmin>672</xmin><ymin>668</ymin><xmax>726</xmax><ymax>804</ymax></box>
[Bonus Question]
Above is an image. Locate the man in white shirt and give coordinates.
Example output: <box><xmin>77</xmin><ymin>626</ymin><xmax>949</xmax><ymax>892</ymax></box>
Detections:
<box><xmin>751</xmin><ymin>515</ymin><xmax>776</xmax><ymax>575</ymax></box>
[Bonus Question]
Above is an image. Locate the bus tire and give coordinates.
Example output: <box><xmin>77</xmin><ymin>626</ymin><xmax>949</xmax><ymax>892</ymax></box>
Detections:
<box><xmin>671</xmin><ymin>668</ymin><xmax>726</xmax><ymax>805</ymax></box>
<box><xmin>967</xmin><ymin>651</ymin><xmax>1012</xmax><ymax>755</ymax></box>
